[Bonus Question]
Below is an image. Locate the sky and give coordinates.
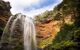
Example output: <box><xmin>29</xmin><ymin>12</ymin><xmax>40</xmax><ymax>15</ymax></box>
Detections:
<box><xmin>4</xmin><ymin>0</ymin><xmax>62</xmax><ymax>17</ymax></box>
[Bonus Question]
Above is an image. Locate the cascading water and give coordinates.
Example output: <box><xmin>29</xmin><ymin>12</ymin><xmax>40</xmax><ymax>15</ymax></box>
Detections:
<box><xmin>0</xmin><ymin>13</ymin><xmax>37</xmax><ymax>50</ymax></box>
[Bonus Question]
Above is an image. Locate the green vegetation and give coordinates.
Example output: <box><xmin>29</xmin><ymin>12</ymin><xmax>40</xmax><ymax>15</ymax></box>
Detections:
<box><xmin>49</xmin><ymin>23</ymin><xmax>80</xmax><ymax>50</ymax></box>
<box><xmin>36</xmin><ymin>0</ymin><xmax>80</xmax><ymax>50</ymax></box>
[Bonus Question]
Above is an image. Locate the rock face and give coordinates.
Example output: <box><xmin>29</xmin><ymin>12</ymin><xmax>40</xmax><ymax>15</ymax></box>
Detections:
<box><xmin>35</xmin><ymin>0</ymin><xmax>78</xmax><ymax>49</ymax></box>
<box><xmin>36</xmin><ymin>20</ymin><xmax>62</xmax><ymax>48</ymax></box>
<box><xmin>0</xmin><ymin>0</ymin><xmax>11</xmax><ymax>37</ymax></box>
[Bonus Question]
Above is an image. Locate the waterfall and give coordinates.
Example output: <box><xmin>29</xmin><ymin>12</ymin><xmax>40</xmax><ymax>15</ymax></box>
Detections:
<box><xmin>0</xmin><ymin>13</ymin><xmax>37</xmax><ymax>50</ymax></box>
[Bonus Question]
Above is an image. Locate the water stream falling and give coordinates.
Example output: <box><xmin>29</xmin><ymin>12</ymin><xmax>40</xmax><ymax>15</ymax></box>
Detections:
<box><xmin>0</xmin><ymin>13</ymin><xmax>37</xmax><ymax>50</ymax></box>
<box><xmin>24</xmin><ymin>14</ymin><xmax>37</xmax><ymax>50</ymax></box>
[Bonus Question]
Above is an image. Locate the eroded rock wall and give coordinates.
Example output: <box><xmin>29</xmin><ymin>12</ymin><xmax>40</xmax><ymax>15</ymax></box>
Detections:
<box><xmin>0</xmin><ymin>0</ymin><xmax>11</xmax><ymax>38</ymax></box>
<box><xmin>35</xmin><ymin>0</ymin><xmax>78</xmax><ymax>49</ymax></box>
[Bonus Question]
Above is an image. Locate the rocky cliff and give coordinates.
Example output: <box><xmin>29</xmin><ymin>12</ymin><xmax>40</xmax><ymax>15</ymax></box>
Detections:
<box><xmin>35</xmin><ymin>0</ymin><xmax>80</xmax><ymax>49</ymax></box>
<box><xmin>0</xmin><ymin>0</ymin><xmax>11</xmax><ymax>37</ymax></box>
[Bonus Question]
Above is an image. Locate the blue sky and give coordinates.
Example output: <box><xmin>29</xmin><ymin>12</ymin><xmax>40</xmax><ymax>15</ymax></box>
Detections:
<box><xmin>24</xmin><ymin>0</ymin><xmax>61</xmax><ymax>11</ymax></box>
<box><xmin>4</xmin><ymin>0</ymin><xmax>62</xmax><ymax>17</ymax></box>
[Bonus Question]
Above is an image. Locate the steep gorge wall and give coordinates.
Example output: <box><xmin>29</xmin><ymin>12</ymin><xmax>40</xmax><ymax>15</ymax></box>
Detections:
<box><xmin>35</xmin><ymin>0</ymin><xmax>79</xmax><ymax>49</ymax></box>
<box><xmin>0</xmin><ymin>0</ymin><xmax>11</xmax><ymax>38</ymax></box>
